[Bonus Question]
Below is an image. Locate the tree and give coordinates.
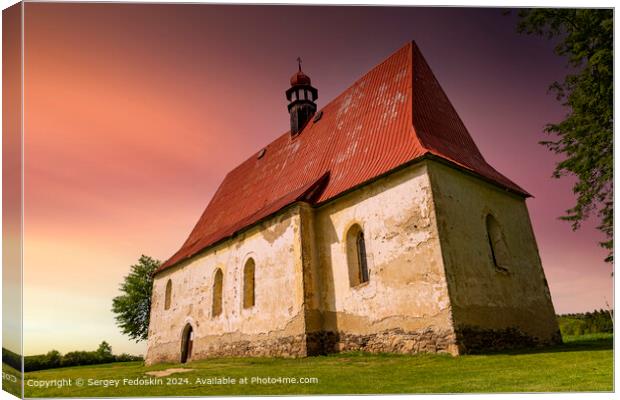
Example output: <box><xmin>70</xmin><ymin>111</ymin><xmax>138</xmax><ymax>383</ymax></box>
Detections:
<box><xmin>514</xmin><ymin>9</ymin><xmax>613</xmax><ymax>262</ymax></box>
<box><xmin>61</xmin><ymin>351</ymin><xmax>95</xmax><ymax>367</ymax></box>
<box><xmin>112</xmin><ymin>255</ymin><xmax>160</xmax><ymax>341</ymax></box>
<box><xmin>96</xmin><ymin>341</ymin><xmax>114</xmax><ymax>362</ymax></box>
<box><xmin>45</xmin><ymin>350</ymin><xmax>62</xmax><ymax>368</ymax></box>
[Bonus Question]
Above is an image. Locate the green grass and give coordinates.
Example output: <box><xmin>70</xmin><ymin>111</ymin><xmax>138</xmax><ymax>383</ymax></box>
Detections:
<box><xmin>21</xmin><ymin>334</ymin><xmax>613</xmax><ymax>397</ymax></box>
<box><xmin>2</xmin><ymin>363</ymin><xmax>22</xmax><ymax>397</ymax></box>
<box><xmin>2</xmin><ymin>362</ymin><xmax>23</xmax><ymax>397</ymax></box>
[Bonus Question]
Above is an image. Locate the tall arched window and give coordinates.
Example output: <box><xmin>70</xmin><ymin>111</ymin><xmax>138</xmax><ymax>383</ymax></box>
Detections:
<box><xmin>243</xmin><ymin>259</ymin><xmax>256</xmax><ymax>309</ymax></box>
<box><xmin>164</xmin><ymin>279</ymin><xmax>172</xmax><ymax>310</ymax></box>
<box><xmin>212</xmin><ymin>269</ymin><xmax>224</xmax><ymax>317</ymax></box>
<box><xmin>346</xmin><ymin>224</ymin><xmax>370</xmax><ymax>287</ymax></box>
<box><xmin>486</xmin><ymin>214</ymin><xmax>510</xmax><ymax>272</ymax></box>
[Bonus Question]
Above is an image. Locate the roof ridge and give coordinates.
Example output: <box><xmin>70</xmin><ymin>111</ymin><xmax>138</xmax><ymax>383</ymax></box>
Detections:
<box><xmin>410</xmin><ymin>41</ymin><xmax>484</xmax><ymax>162</ymax></box>
<box><xmin>215</xmin><ymin>41</ymin><xmax>418</xmax><ymax>182</ymax></box>
<box><xmin>156</xmin><ymin>41</ymin><xmax>528</xmax><ymax>274</ymax></box>
<box><xmin>408</xmin><ymin>41</ymin><xmax>528</xmax><ymax>196</ymax></box>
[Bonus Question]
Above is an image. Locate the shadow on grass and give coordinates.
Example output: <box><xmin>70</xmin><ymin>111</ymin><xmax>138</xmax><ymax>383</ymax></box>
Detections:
<box><xmin>474</xmin><ymin>335</ymin><xmax>613</xmax><ymax>356</ymax></box>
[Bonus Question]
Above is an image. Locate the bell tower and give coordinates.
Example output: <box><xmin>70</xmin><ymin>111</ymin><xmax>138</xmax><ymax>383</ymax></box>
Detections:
<box><xmin>286</xmin><ymin>57</ymin><xmax>318</xmax><ymax>136</ymax></box>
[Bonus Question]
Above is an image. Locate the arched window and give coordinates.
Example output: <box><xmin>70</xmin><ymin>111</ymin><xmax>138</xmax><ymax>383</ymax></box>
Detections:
<box><xmin>243</xmin><ymin>259</ymin><xmax>256</xmax><ymax>309</ymax></box>
<box><xmin>164</xmin><ymin>279</ymin><xmax>172</xmax><ymax>310</ymax></box>
<box><xmin>212</xmin><ymin>269</ymin><xmax>223</xmax><ymax>317</ymax></box>
<box><xmin>346</xmin><ymin>224</ymin><xmax>370</xmax><ymax>287</ymax></box>
<box><xmin>486</xmin><ymin>214</ymin><xmax>510</xmax><ymax>272</ymax></box>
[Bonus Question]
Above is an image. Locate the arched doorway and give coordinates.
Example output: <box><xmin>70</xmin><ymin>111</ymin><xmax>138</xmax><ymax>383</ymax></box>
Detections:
<box><xmin>180</xmin><ymin>324</ymin><xmax>194</xmax><ymax>363</ymax></box>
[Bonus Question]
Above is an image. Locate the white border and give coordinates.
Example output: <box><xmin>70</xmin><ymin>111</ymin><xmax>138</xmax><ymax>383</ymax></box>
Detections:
<box><xmin>0</xmin><ymin>2</ymin><xmax>616</xmax><ymax>400</ymax></box>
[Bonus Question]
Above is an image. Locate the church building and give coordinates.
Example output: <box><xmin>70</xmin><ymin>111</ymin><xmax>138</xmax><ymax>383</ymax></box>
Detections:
<box><xmin>145</xmin><ymin>41</ymin><xmax>560</xmax><ymax>365</ymax></box>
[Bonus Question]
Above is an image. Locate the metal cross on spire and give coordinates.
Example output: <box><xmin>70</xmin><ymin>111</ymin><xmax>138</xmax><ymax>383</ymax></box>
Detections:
<box><xmin>297</xmin><ymin>57</ymin><xmax>302</xmax><ymax>72</ymax></box>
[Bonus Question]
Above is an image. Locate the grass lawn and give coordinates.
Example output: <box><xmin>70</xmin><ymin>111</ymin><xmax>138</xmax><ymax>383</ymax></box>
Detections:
<box><xmin>17</xmin><ymin>333</ymin><xmax>613</xmax><ymax>397</ymax></box>
<box><xmin>2</xmin><ymin>362</ymin><xmax>22</xmax><ymax>397</ymax></box>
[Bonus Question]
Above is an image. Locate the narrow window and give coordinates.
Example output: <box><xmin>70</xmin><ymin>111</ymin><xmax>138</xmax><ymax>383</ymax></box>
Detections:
<box><xmin>346</xmin><ymin>224</ymin><xmax>370</xmax><ymax>287</ymax></box>
<box><xmin>357</xmin><ymin>232</ymin><xmax>369</xmax><ymax>283</ymax></box>
<box><xmin>243</xmin><ymin>259</ymin><xmax>256</xmax><ymax>309</ymax></box>
<box><xmin>486</xmin><ymin>214</ymin><xmax>510</xmax><ymax>272</ymax></box>
<box><xmin>212</xmin><ymin>269</ymin><xmax>223</xmax><ymax>317</ymax></box>
<box><xmin>164</xmin><ymin>279</ymin><xmax>172</xmax><ymax>310</ymax></box>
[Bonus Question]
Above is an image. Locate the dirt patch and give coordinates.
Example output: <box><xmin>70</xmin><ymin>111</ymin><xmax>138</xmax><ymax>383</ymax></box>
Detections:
<box><xmin>145</xmin><ymin>368</ymin><xmax>195</xmax><ymax>377</ymax></box>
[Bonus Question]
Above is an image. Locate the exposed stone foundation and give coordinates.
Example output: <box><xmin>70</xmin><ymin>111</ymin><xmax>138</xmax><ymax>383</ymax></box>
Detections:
<box><xmin>455</xmin><ymin>326</ymin><xmax>563</xmax><ymax>354</ymax></box>
<box><xmin>146</xmin><ymin>334</ymin><xmax>308</xmax><ymax>364</ymax></box>
<box><xmin>147</xmin><ymin>326</ymin><xmax>564</xmax><ymax>364</ymax></box>
<box><xmin>147</xmin><ymin>328</ymin><xmax>463</xmax><ymax>364</ymax></box>
<box><xmin>307</xmin><ymin>328</ymin><xmax>459</xmax><ymax>356</ymax></box>
<box><xmin>193</xmin><ymin>334</ymin><xmax>308</xmax><ymax>359</ymax></box>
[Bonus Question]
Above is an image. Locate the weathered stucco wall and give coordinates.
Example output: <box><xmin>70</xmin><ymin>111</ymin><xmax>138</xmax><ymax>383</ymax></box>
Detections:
<box><xmin>310</xmin><ymin>162</ymin><xmax>458</xmax><ymax>355</ymax></box>
<box><xmin>146</xmin><ymin>157</ymin><xmax>561</xmax><ymax>363</ymax></box>
<box><xmin>145</xmin><ymin>206</ymin><xmax>307</xmax><ymax>365</ymax></box>
<box><xmin>427</xmin><ymin>161</ymin><xmax>561</xmax><ymax>352</ymax></box>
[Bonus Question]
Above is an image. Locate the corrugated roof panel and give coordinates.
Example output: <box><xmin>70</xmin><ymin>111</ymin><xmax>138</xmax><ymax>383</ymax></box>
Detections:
<box><xmin>156</xmin><ymin>41</ymin><xmax>527</xmax><ymax>274</ymax></box>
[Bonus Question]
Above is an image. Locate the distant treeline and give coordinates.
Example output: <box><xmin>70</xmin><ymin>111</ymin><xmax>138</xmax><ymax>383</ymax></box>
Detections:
<box><xmin>3</xmin><ymin>341</ymin><xmax>143</xmax><ymax>372</ymax></box>
<box><xmin>557</xmin><ymin>310</ymin><xmax>613</xmax><ymax>336</ymax></box>
<box><xmin>2</xmin><ymin>347</ymin><xmax>21</xmax><ymax>370</ymax></box>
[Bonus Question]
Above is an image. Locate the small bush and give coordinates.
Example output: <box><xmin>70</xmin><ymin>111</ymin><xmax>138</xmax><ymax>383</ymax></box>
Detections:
<box><xmin>558</xmin><ymin>309</ymin><xmax>613</xmax><ymax>337</ymax></box>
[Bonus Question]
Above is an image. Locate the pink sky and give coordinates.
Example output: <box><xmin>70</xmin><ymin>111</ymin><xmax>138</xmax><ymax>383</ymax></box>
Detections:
<box><xmin>18</xmin><ymin>4</ymin><xmax>612</xmax><ymax>355</ymax></box>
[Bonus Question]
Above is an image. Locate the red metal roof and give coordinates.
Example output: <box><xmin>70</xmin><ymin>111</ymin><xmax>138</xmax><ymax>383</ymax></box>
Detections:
<box><xmin>156</xmin><ymin>41</ymin><xmax>528</xmax><ymax>274</ymax></box>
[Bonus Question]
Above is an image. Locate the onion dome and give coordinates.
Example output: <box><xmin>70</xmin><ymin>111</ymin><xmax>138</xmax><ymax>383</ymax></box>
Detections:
<box><xmin>290</xmin><ymin>70</ymin><xmax>311</xmax><ymax>86</ymax></box>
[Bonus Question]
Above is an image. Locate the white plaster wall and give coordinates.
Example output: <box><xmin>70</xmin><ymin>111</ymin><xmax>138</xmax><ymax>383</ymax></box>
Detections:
<box><xmin>146</xmin><ymin>207</ymin><xmax>305</xmax><ymax>363</ymax></box>
<box><xmin>314</xmin><ymin>162</ymin><xmax>454</xmax><ymax>334</ymax></box>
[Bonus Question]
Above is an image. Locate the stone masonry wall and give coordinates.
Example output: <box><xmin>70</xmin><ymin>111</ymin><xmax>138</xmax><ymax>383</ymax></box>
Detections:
<box><xmin>307</xmin><ymin>328</ymin><xmax>458</xmax><ymax>355</ymax></box>
<box><xmin>454</xmin><ymin>326</ymin><xmax>563</xmax><ymax>354</ymax></box>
